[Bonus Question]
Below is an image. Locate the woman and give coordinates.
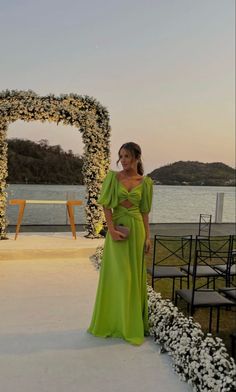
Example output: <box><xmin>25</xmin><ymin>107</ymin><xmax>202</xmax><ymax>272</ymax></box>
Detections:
<box><xmin>87</xmin><ymin>142</ymin><xmax>153</xmax><ymax>345</ymax></box>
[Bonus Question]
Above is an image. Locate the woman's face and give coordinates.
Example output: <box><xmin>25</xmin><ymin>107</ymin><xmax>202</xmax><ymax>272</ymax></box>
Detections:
<box><xmin>119</xmin><ymin>148</ymin><xmax>137</xmax><ymax>171</ymax></box>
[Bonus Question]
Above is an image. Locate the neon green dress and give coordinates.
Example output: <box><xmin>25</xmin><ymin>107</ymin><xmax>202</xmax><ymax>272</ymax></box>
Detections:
<box><xmin>87</xmin><ymin>170</ymin><xmax>153</xmax><ymax>345</ymax></box>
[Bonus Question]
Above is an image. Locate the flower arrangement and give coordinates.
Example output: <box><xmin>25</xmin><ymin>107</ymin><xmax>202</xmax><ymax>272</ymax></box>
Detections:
<box><xmin>0</xmin><ymin>89</ymin><xmax>111</xmax><ymax>239</ymax></box>
<box><xmin>148</xmin><ymin>287</ymin><xmax>236</xmax><ymax>391</ymax></box>
<box><xmin>91</xmin><ymin>245</ymin><xmax>236</xmax><ymax>392</ymax></box>
<box><xmin>90</xmin><ymin>245</ymin><xmax>104</xmax><ymax>270</ymax></box>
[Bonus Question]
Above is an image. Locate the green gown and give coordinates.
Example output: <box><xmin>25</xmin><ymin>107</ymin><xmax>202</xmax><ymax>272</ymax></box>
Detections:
<box><xmin>87</xmin><ymin>170</ymin><xmax>153</xmax><ymax>345</ymax></box>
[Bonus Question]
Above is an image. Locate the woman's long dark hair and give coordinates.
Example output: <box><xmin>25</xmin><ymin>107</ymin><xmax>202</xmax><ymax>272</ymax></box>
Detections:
<box><xmin>116</xmin><ymin>142</ymin><xmax>144</xmax><ymax>175</ymax></box>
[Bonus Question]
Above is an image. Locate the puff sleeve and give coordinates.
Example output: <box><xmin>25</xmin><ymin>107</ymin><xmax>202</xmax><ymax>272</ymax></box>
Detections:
<box><xmin>97</xmin><ymin>170</ymin><xmax>118</xmax><ymax>209</ymax></box>
<box><xmin>140</xmin><ymin>176</ymin><xmax>153</xmax><ymax>213</ymax></box>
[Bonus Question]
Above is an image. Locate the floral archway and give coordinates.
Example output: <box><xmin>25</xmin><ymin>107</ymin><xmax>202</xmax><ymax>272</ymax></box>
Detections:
<box><xmin>0</xmin><ymin>90</ymin><xmax>111</xmax><ymax>239</ymax></box>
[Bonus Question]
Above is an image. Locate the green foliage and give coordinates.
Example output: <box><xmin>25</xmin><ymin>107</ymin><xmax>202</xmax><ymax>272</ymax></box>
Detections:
<box><xmin>7</xmin><ymin>138</ymin><xmax>84</xmax><ymax>184</ymax></box>
<box><xmin>149</xmin><ymin>161</ymin><xmax>236</xmax><ymax>186</ymax></box>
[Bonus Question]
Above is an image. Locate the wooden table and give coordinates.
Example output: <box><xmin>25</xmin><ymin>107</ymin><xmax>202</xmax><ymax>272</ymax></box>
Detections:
<box><xmin>9</xmin><ymin>199</ymin><xmax>83</xmax><ymax>240</ymax></box>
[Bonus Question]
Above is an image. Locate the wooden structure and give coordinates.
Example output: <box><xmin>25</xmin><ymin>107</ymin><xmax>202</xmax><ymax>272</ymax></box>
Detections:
<box><xmin>9</xmin><ymin>199</ymin><xmax>83</xmax><ymax>240</ymax></box>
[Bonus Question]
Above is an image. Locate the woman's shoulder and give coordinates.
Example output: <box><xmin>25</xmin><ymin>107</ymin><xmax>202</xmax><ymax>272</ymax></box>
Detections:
<box><xmin>106</xmin><ymin>170</ymin><xmax>118</xmax><ymax>179</ymax></box>
<box><xmin>104</xmin><ymin>169</ymin><xmax>116</xmax><ymax>177</ymax></box>
<box><xmin>102</xmin><ymin>170</ymin><xmax>117</xmax><ymax>183</ymax></box>
<box><xmin>143</xmin><ymin>175</ymin><xmax>153</xmax><ymax>185</ymax></box>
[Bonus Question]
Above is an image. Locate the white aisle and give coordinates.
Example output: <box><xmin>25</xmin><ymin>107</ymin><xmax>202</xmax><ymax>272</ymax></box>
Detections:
<box><xmin>0</xmin><ymin>234</ymin><xmax>192</xmax><ymax>392</ymax></box>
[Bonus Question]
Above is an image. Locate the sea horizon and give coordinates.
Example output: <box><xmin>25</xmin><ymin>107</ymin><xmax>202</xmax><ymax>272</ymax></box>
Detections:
<box><xmin>7</xmin><ymin>184</ymin><xmax>236</xmax><ymax>225</ymax></box>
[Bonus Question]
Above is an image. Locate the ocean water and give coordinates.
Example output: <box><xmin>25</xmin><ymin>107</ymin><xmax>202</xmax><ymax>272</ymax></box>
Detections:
<box><xmin>6</xmin><ymin>184</ymin><xmax>236</xmax><ymax>225</ymax></box>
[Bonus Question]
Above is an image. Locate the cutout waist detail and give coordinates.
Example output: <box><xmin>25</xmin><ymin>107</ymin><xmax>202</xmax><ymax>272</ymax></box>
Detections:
<box><xmin>119</xmin><ymin>200</ymin><xmax>134</xmax><ymax>209</ymax></box>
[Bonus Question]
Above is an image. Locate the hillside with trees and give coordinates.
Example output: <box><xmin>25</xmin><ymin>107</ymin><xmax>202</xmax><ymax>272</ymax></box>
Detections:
<box><xmin>149</xmin><ymin>161</ymin><xmax>235</xmax><ymax>186</ymax></box>
<box><xmin>7</xmin><ymin>138</ymin><xmax>84</xmax><ymax>184</ymax></box>
<box><xmin>7</xmin><ymin>139</ymin><xmax>235</xmax><ymax>186</ymax></box>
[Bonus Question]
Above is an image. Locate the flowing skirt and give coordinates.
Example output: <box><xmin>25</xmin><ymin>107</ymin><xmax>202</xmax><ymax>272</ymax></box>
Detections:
<box><xmin>87</xmin><ymin>206</ymin><xmax>149</xmax><ymax>345</ymax></box>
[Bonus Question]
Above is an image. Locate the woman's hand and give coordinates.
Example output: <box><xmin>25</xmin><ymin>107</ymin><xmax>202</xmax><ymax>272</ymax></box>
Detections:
<box><xmin>145</xmin><ymin>238</ymin><xmax>151</xmax><ymax>254</ymax></box>
<box><xmin>110</xmin><ymin>228</ymin><xmax>126</xmax><ymax>241</ymax></box>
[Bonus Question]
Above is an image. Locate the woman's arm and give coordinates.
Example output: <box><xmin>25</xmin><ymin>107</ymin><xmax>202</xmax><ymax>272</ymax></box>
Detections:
<box><xmin>103</xmin><ymin>207</ymin><xmax>125</xmax><ymax>240</ymax></box>
<box><xmin>142</xmin><ymin>212</ymin><xmax>151</xmax><ymax>253</ymax></box>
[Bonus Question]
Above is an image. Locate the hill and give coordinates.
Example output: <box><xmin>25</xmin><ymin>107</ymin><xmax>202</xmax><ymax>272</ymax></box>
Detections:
<box><xmin>148</xmin><ymin>161</ymin><xmax>235</xmax><ymax>186</ymax></box>
<box><xmin>7</xmin><ymin>138</ymin><xmax>84</xmax><ymax>184</ymax></box>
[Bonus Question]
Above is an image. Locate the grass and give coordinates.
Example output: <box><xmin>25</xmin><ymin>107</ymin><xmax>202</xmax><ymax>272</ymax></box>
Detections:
<box><xmin>146</xmin><ymin>238</ymin><xmax>236</xmax><ymax>357</ymax></box>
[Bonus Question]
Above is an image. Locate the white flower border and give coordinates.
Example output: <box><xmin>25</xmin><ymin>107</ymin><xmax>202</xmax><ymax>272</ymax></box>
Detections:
<box><xmin>91</xmin><ymin>246</ymin><xmax>236</xmax><ymax>392</ymax></box>
<box><xmin>0</xmin><ymin>89</ymin><xmax>111</xmax><ymax>239</ymax></box>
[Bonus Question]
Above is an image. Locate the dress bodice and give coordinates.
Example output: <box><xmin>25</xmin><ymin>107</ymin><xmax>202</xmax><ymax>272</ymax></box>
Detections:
<box><xmin>117</xmin><ymin>180</ymin><xmax>143</xmax><ymax>207</ymax></box>
<box><xmin>97</xmin><ymin>170</ymin><xmax>153</xmax><ymax>213</ymax></box>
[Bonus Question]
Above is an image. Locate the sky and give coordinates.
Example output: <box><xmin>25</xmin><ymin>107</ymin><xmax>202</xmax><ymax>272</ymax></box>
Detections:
<box><xmin>0</xmin><ymin>0</ymin><xmax>235</xmax><ymax>173</ymax></box>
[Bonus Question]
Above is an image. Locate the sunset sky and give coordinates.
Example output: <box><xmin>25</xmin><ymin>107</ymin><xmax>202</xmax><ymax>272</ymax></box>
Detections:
<box><xmin>0</xmin><ymin>0</ymin><xmax>235</xmax><ymax>173</ymax></box>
